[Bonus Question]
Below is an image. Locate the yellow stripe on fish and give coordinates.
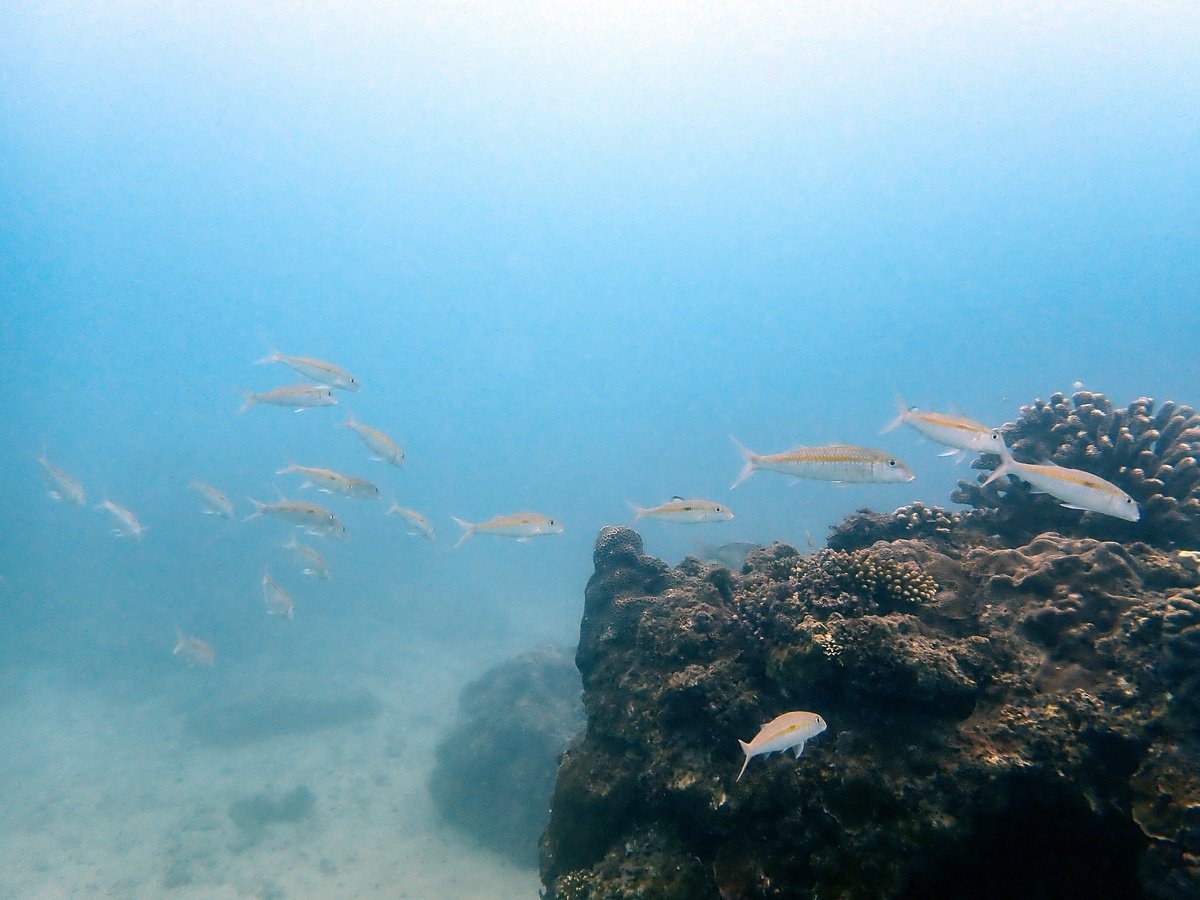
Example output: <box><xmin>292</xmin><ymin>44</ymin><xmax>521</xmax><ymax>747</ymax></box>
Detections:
<box><xmin>731</xmin><ymin>437</ymin><xmax>914</xmax><ymax>488</ymax></box>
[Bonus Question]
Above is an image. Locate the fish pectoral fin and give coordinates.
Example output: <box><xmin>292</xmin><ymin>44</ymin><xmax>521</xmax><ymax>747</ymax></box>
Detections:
<box><xmin>517</xmin><ymin>537</ymin><xmax>530</xmax><ymax>542</ymax></box>
<box><xmin>1060</xmin><ymin>504</ymin><xmax>1090</xmax><ymax>511</ymax></box>
<box><xmin>792</xmin><ymin>740</ymin><xmax>808</xmax><ymax>758</ymax></box>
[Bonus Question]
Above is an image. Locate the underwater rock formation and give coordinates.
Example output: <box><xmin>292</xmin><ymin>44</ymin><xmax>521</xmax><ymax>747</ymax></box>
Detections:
<box><xmin>540</xmin><ymin>525</ymin><xmax>1200</xmax><ymax>899</ymax></box>
<box><xmin>952</xmin><ymin>392</ymin><xmax>1200</xmax><ymax>548</ymax></box>
<box><xmin>429</xmin><ymin>645</ymin><xmax>585</xmax><ymax>866</ymax></box>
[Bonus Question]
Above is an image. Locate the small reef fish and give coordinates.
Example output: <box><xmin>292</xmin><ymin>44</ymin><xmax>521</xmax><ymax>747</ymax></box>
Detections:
<box><xmin>37</xmin><ymin>449</ymin><xmax>86</xmax><ymax>506</ymax></box>
<box><xmin>188</xmin><ymin>480</ymin><xmax>235</xmax><ymax>518</ymax></box>
<box><xmin>237</xmin><ymin>384</ymin><xmax>338</xmax><ymax>413</ymax></box>
<box><xmin>736</xmin><ymin>711</ymin><xmax>827</xmax><ymax>782</ymax></box>
<box><xmin>695</xmin><ymin>540</ymin><xmax>761</xmax><ymax>569</ymax></box>
<box><xmin>276</xmin><ymin>463</ymin><xmax>380</xmax><ymax>500</ymax></box>
<box><xmin>386</xmin><ymin>504</ymin><xmax>435</xmax><ymax>540</ymax></box>
<box><xmin>283</xmin><ymin>536</ymin><xmax>331</xmax><ymax>579</ymax></box>
<box><xmin>246</xmin><ymin>497</ymin><xmax>347</xmax><ymax>539</ymax></box>
<box><xmin>262</xmin><ymin>568</ymin><xmax>294</xmax><ymax>619</ymax></box>
<box><xmin>173</xmin><ymin>632</ymin><xmax>216</xmax><ymax>667</ymax></box>
<box><xmin>255</xmin><ymin>350</ymin><xmax>361</xmax><ymax>392</ymax></box>
<box><xmin>340</xmin><ymin>414</ymin><xmax>405</xmax><ymax>466</ymax></box>
<box><xmin>451</xmin><ymin>513</ymin><xmax>563</xmax><ymax>548</ymax></box>
<box><xmin>96</xmin><ymin>494</ymin><xmax>145</xmax><ymax>540</ymax></box>
<box><xmin>984</xmin><ymin>445</ymin><xmax>1140</xmax><ymax>522</ymax></box>
<box><xmin>630</xmin><ymin>498</ymin><xmax>734</xmax><ymax>524</ymax></box>
<box><xmin>881</xmin><ymin>392</ymin><xmax>1006</xmax><ymax>462</ymax></box>
<box><xmin>731</xmin><ymin>438</ymin><xmax>915</xmax><ymax>488</ymax></box>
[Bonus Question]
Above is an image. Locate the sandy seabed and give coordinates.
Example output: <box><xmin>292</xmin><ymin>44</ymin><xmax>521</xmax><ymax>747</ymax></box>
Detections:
<box><xmin>0</xmin><ymin>644</ymin><xmax>542</xmax><ymax>899</ymax></box>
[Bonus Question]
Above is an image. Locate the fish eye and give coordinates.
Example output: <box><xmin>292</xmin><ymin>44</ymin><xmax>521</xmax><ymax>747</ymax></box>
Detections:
<box><xmin>990</xmin><ymin>432</ymin><xmax>1000</xmax><ymax>441</ymax></box>
<box><xmin>887</xmin><ymin>459</ymin><xmax>896</xmax><ymax>466</ymax></box>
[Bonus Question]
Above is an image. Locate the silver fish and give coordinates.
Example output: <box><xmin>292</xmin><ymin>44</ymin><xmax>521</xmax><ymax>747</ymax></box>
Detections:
<box><xmin>984</xmin><ymin>445</ymin><xmax>1140</xmax><ymax>521</ymax></box>
<box><xmin>96</xmin><ymin>495</ymin><xmax>145</xmax><ymax>540</ymax></box>
<box><xmin>276</xmin><ymin>463</ymin><xmax>379</xmax><ymax>500</ymax></box>
<box><xmin>731</xmin><ymin>438</ymin><xmax>914</xmax><ymax>487</ymax></box>
<box><xmin>255</xmin><ymin>350</ymin><xmax>360</xmax><ymax>392</ymax></box>
<box><xmin>246</xmin><ymin>496</ymin><xmax>346</xmax><ymax>539</ymax></box>
<box><xmin>237</xmin><ymin>384</ymin><xmax>338</xmax><ymax>413</ymax></box>
<box><xmin>737</xmin><ymin>711</ymin><xmax>827</xmax><ymax>781</ymax></box>
<box><xmin>451</xmin><ymin>512</ymin><xmax>562</xmax><ymax>548</ymax></box>
<box><xmin>695</xmin><ymin>540</ymin><xmax>761</xmax><ymax>569</ymax></box>
<box><xmin>630</xmin><ymin>498</ymin><xmax>734</xmax><ymax>524</ymax></box>
<box><xmin>262</xmin><ymin>568</ymin><xmax>294</xmax><ymax>619</ymax></box>
<box><xmin>881</xmin><ymin>392</ymin><xmax>1005</xmax><ymax>462</ymax></box>
<box><xmin>340</xmin><ymin>414</ymin><xmax>405</xmax><ymax>466</ymax></box>
<box><xmin>188</xmin><ymin>480</ymin><xmax>235</xmax><ymax>518</ymax></box>
<box><xmin>283</xmin><ymin>536</ymin><xmax>331</xmax><ymax>579</ymax></box>
<box><xmin>386</xmin><ymin>504</ymin><xmax>435</xmax><ymax>540</ymax></box>
<box><xmin>37</xmin><ymin>450</ymin><xmax>86</xmax><ymax>506</ymax></box>
<box><xmin>173</xmin><ymin>632</ymin><xmax>216</xmax><ymax>666</ymax></box>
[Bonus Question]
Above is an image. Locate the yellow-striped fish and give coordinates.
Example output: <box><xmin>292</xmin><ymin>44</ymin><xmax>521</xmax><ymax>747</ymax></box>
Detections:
<box><xmin>237</xmin><ymin>384</ymin><xmax>337</xmax><ymax>413</ymax></box>
<box><xmin>451</xmin><ymin>512</ymin><xmax>562</xmax><ymax>548</ymax></box>
<box><xmin>246</xmin><ymin>496</ymin><xmax>346</xmax><ymax>539</ymax></box>
<box><xmin>188</xmin><ymin>480</ymin><xmax>235</xmax><ymax>518</ymax></box>
<box><xmin>731</xmin><ymin>438</ymin><xmax>914</xmax><ymax>488</ymax></box>
<box><xmin>340</xmin><ymin>414</ymin><xmax>405</xmax><ymax>467</ymax></box>
<box><xmin>96</xmin><ymin>494</ymin><xmax>145</xmax><ymax>540</ymax></box>
<box><xmin>881</xmin><ymin>392</ymin><xmax>1005</xmax><ymax>462</ymax></box>
<box><xmin>276</xmin><ymin>463</ymin><xmax>380</xmax><ymax>500</ymax></box>
<box><xmin>736</xmin><ymin>711</ymin><xmax>827</xmax><ymax>781</ymax></box>
<box><xmin>262</xmin><ymin>568</ymin><xmax>294</xmax><ymax>619</ymax></box>
<box><xmin>984</xmin><ymin>445</ymin><xmax>1140</xmax><ymax>521</ymax></box>
<box><xmin>255</xmin><ymin>350</ymin><xmax>360</xmax><ymax>392</ymax></box>
<box><xmin>386</xmin><ymin>504</ymin><xmax>435</xmax><ymax>540</ymax></box>
<box><xmin>37</xmin><ymin>449</ymin><xmax>86</xmax><ymax>506</ymax></box>
<box><xmin>173</xmin><ymin>632</ymin><xmax>216</xmax><ymax>667</ymax></box>
<box><xmin>629</xmin><ymin>497</ymin><xmax>733</xmax><ymax>524</ymax></box>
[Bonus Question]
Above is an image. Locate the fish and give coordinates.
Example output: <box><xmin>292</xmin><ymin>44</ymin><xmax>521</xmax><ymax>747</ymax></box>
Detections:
<box><xmin>188</xmin><ymin>480</ymin><xmax>235</xmax><ymax>518</ymax></box>
<box><xmin>340</xmin><ymin>414</ymin><xmax>405</xmax><ymax>466</ymax></box>
<box><xmin>262</xmin><ymin>568</ymin><xmax>294</xmax><ymax>619</ymax></box>
<box><xmin>983</xmin><ymin>444</ymin><xmax>1140</xmax><ymax>522</ymax></box>
<box><xmin>695</xmin><ymin>540</ymin><xmax>761</xmax><ymax>569</ymax></box>
<box><xmin>95</xmin><ymin>494</ymin><xmax>145</xmax><ymax>540</ymax></box>
<box><xmin>730</xmin><ymin>438</ymin><xmax>914</xmax><ymax>488</ymax></box>
<box><xmin>173</xmin><ymin>632</ymin><xmax>216</xmax><ymax>667</ymax></box>
<box><xmin>245</xmin><ymin>496</ymin><xmax>347</xmax><ymax>539</ymax></box>
<box><xmin>451</xmin><ymin>512</ymin><xmax>563</xmax><ymax>548</ymax></box>
<box><xmin>276</xmin><ymin>463</ymin><xmax>380</xmax><ymax>500</ymax></box>
<box><xmin>386</xmin><ymin>504</ymin><xmax>435</xmax><ymax>540</ymax></box>
<box><xmin>255</xmin><ymin>350</ymin><xmax>360</xmax><ymax>392</ymax></box>
<box><xmin>736</xmin><ymin>711</ymin><xmax>827</xmax><ymax>782</ymax></box>
<box><xmin>283</xmin><ymin>536</ymin><xmax>331</xmax><ymax>579</ymax></box>
<box><xmin>37</xmin><ymin>449</ymin><xmax>86</xmax><ymax>506</ymax></box>
<box><xmin>881</xmin><ymin>392</ymin><xmax>1006</xmax><ymax>462</ymax></box>
<box><xmin>236</xmin><ymin>384</ymin><xmax>338</xmax><ymax>413</ymax></box>
<box><xmin>630</xmin><ymin>498</ymin><xmax>734</xmax><ymax>524</ymax></box>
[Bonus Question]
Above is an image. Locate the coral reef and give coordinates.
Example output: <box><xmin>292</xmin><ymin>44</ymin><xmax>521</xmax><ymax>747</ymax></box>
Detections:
<box><xmin>429</xmin><ymin>645</ymin><xmax>585</xmax><ymax>866</ymax></box>
<box><xmin>540</xmin><ymin>526</ymin><xmax>1200</xmax><ymax>899</ymax></box>
<box><xmin>952</xmin><ymin>392</ymin><xmax>1200</xmax><ymax>548</ymax></box>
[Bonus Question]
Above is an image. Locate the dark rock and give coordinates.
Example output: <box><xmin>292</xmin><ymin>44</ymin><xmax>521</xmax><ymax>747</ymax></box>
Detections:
<box><xmin>429</xmin><ymin>645</ymin><xmax>585</xmax><ymax>867</ymax></box>
<box><xmin>540</xmin><ymin>525</ymin><xmax>1200</xmax><ymax>899</ymax></box>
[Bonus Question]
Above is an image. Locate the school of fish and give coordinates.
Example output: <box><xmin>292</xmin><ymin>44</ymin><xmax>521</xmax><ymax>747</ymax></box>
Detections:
<box><xmin>38</xmin><ymin>352</ymin><xmax>1149</xmax><ymax>783</ymax></box>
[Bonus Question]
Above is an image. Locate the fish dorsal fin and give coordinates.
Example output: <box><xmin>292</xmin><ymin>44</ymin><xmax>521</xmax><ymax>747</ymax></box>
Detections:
<box><xmin>672</xmin><ymin>495</ymin><xmax>685</xmax><ymax>501</ymax></box>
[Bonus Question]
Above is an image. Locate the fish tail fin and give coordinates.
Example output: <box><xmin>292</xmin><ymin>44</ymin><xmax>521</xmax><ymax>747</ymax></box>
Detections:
<box><xmin>173</xmin><ymin>630</ymin><xmax>184</xmax><ymax>653</ymax></box>
<box><xmin>729</xmin><ymin>437</ymin><xmax>759</xmax><ymax>489</ymax></box>
<box><xmin>339</xmin><ymin>412</ymin><xmax>357</xmax><ymax>429</ymax></box>
<box><xmin>253</xmin><ymin>349</ymin><xmax>281</xmax><ymax>366</ymax></box>
<box><xmin>451</xmin><ymin>517</ymin><xmax>475</xmax><ymax>548</ymax></box>
<box><xmin>982</xmin><ymin>442</ymin><xmax>1015</xmax><ymax>486</ymax></box>
<box><xmin>385</xmin><ymin>500</ymin><xmax>401</xmax><ymax>516</ymax></box>
<box><xmin>244</xmin><ymin>498</ymin><xmax>266</xmax><ymax>521</ymax></box>
<box><xmin>625</xmin><ymin>501</ymin><xmax>646</xmax><ymax>522</ymax></box>
<box><xmin>881</xmin><ymin>391</ymin><xmax>908</xmax><ymax>434</ymax></box>
<box><xmin>235</xmin><ymin>388</ymin><xmax>255</xmax><ymax>414</ymax></box>
<box><xmin>275</xmin><ymin>461</ymin><xmax>297</xmax><ymax>476</ymax></box>
<box><xmin>736</xmin><ymin>740</ymin><xmax>752</xmax><ymax>782</ymax></box>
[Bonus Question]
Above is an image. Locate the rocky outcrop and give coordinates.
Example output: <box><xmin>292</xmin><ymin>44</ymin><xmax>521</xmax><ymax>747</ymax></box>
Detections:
<box><xmin>540</xmin><ymin>526</ymin><xmax>1200</xmax><ymax>899</ymax></box>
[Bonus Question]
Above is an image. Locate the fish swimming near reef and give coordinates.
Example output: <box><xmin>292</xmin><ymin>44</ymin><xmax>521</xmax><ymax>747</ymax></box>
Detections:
<box><xmin>386</xmin><ymin>504</ymin><xmax>435</xmax><ymax>540</ymax></box>
<box><xmin>695</xmin><ymin>540</ymin><xmax>761</xmax><ymax>569</ymax></box>
<box><xmin>731</xmin><ymin>438</ymin><xmax>914</xmax><ymax>488</ymax></box>
<box><xmin>283</xmin><ymin>536</ymin><xmax>331</xmax><ymax>579</ymax></box>
<box><xmin>737</xmin><ymin>711</ymin><xmax>827</xmax><ymax>782</ymax></box>
<box><xmin>451</xmin><ymin>513</ymin><xmax>563</xmax><ymax>548</ymax></box>
<box><xmin>188</xmin><ymin>480</ymin><xmax>235</xmax><ymax>518</ymax></box>
<box><xmin>246</xmin><ymin>496</ymin><xmax>346</xmax><ymax>539</ymax></box>
<box><xmin>262</xmin><ymin>568</ymin><xmax>294</xmax><ymax>619</ymax></box>
<box><xmin>236</xmin><ymin>384</ymin><xmax>338</xmax><ymax>413</ymax></box>
<box><xmin>96</xmin><ymin>494</ymin><xmax>145</xmax><ymax>540</ymax></box>
<box><xmin>276</xmin><ymin>463</ymin><xmax>380</xmax><ymax>500</ymax></box>
<box><xmin>255</xmin><ymin>350</ymin><xmax>360</xmax><ymax>392</ymax></box>
<box><xmin>173</xmin><ymin>632</ymin><xmax>216</xmax><ymax>666</ymax></box>
<box><xmin>881</xmin><ymin>392</ymin><xmax>1006</xmax><ymax>462</ymax></box>
<box><xmin>37</xmin><ymin>449</ymin><xmax>86</xmax><ymax>506</ymax></box>
<box><xmin>630</xmin><ymin>498</ymin><xmax>734</xmax><ymax>524</ymax></box>
<box><xmin>340</xmin><ymin>414</ymin><xmax>405</xmax><ymax>466</ymax></box>
<box><xmin>983</xmin><ymin>444</ymin><xmax>1141</xmax><ymax>522</ymax></box>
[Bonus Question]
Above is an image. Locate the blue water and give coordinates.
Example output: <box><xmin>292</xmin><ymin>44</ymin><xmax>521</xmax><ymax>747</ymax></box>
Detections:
<box><xmin>1</xmin><ymin>2</ymin><xmax>1198</xmax><ymax>893</ymax></box>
